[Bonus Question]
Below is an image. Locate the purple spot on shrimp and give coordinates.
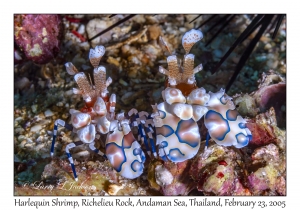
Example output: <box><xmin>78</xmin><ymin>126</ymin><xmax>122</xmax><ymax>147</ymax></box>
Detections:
<box><xmin>235</xmin><ymin>133</ymin><xmax>249</xmax><ymax>147</ymax></box>
<box><xmin>159</xmin><ymin>110</ymin><xmax>166</xmax><ymax>119</ymax></box>
<box><xmin>175</xmin><ymin>119</ymin><xmax>200</xmax><ymax>148</ymax></box>
<box><xmin>106</xmin><ymin>143</ymin><xmax>126</xmax><ymax>172</ymax></box>
<box><xmin>205</xmin><ymin>110</ymin><xmax>230</xmax><ymax>141</ymax></box>
<box><xmin>156</xmin><ymin>125</ymin><xmax>174</xmax><ymax>137</ymax></box>
<box><xmin>226</xmin><ymin>109</ymin><xmax>239</xmax><ymax>121</ymax></box>
<box><xmin>168</xmin><ymin>148</ymin><xmax>185</xmax><ymax>162</ymax></box>
<box><xmin>220</xmin><ymin>95</ymin><xmax>227</xmax><ymax>105</ymax></box>
<box><xmin>131</xmin><ymin>160</ymin><xmax>144</xmax><ymax>172</ymax></box>
<box><xmin>123</xmin><ymin>131</ymin><xmax>136</xmax><ymax>148</ymax></box>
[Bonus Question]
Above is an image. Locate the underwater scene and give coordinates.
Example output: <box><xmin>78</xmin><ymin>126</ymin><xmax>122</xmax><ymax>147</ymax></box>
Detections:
<box><xmin>14</xmin><ymin>14</ymin><xmax>286</xmax><ymax>196</ymax></box>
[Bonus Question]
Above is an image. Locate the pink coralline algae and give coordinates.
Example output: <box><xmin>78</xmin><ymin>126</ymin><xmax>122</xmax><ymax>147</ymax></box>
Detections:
<box><xmin>247</xmin><ymin>144</ymin><xmax>286</xmax><ymax>195</ymax></box>
<box><xmin>234</xmin><ymin>70</ymin><xmax>286</xmax><ymax>128</ymax></box>
<box><xmin>189</xmin><ymin>144</ymin><xmax>250</xmax><ymax>196</ymax></box>
<box><xmin>14</xmin><ymin>14</ymin><xmax>63</xmax><ymax>64</ymax></box>
<box><xmin>246</xmin><ymin>107</ymin><xmax>285</xmax><ymax>150</ymax></box>
<box><xmin>148</xmin><ymin>159</ymin><xmax>194</xmax><ymax>196</ymax></box>
<box><xmin>244</xmin><ymin>107</ymin><xmax>286</xmax><ymax>195</ymax></box>
<box><xmin>246</xmin><ymin>121</ymin><xmax>276</xmax><ymax>148</ymax></box>
<box><xmin>253</xmin><ymin>70</ymin><xmax>286</xmax><ymax>128</ymax></box>
<box><xmin>158</xmin><ymin>161</ymin><xmax>194</xmax><ymax>196</ymax></box>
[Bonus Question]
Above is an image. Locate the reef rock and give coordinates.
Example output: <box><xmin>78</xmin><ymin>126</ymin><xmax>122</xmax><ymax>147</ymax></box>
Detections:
<box><xmin>148</xmin><ymin>159</ymin><xmax>194</xmax><ymax>196</ymax></box>
<box><xmin>14</xmin><ymin>14</ymin><xmax>63</xmax><ymax>64</ymax></box>
<box><xmin>247</xmin><ymin>144</ymin><xmax>286</xmax><ymax>195</ymax></box>
<box><xmin>189</xmin><ymin>143</ymin><xmax>249</xmax><ymax>196</ymax></box>
<box><xmin>234</xmin><ymin>70</ymin><xmax>286</xmax><ymax>128</ymax></box>
<box><xmin>246</xmin><ymin>107</ymin><xmax>286</xmax><ymax>150</ymax></box>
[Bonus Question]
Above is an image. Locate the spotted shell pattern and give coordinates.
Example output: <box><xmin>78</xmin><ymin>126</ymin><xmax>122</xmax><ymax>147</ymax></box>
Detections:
<box><xmin>154</xmin><ymin>102</ymin><xmax>201</xmax><ymax>162</ymax></box>
<box><xmin>204</xmin><ymin>89</ymin><xmax>252</xmax><ymax>148</ymax></box>
<box><xmin>106</xmin><ymin>124</ymin><xmax>145</xmax><ymax>179</ymax></box>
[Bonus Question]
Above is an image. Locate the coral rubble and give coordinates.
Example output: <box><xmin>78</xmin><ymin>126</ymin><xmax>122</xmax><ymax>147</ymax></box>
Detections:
<box><xmin>14</xmin><ymin>14</ymin><xmax>63</xmax><ymax>64</ymax></box>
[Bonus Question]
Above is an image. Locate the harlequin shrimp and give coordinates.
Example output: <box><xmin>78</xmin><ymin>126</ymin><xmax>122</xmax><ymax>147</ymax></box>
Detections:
<box><xmin>204</xmin><ymin>88</ymin><xmax>252</xmax><ymax>149</ymax></box>
<box><xmin>155</xmin><ymin>29</ymin><xmax>252</xmax><ymax>152</ymax></box>
<box><xmin>150</xmin><ymin>30</ymin><xmax>207</xmax><ymax>162</ymax></box>
<box><xmin>50</xmin><ymin>28</ymin><xmax>252</xmax><ymax>181</ymax></box>
<box><xmin>50</xmin><ymin>46</ymin><xmax>145</xmax><ymax>180</ymax></box>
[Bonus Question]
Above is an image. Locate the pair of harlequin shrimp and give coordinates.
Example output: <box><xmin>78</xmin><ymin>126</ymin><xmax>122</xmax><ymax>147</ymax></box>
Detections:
<box><xmin>50</xmin><ymin>29</ymin><xmax>252</xmax><ymax>181</ymax></box>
